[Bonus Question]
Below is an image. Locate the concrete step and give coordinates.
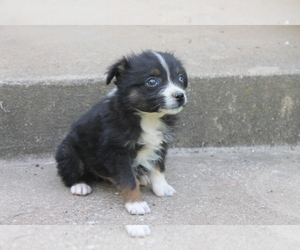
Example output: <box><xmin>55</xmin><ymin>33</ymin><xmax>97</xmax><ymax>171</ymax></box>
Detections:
<box><xmin>2</xmin><ymin>225</ymin><xmax>300</xmax><ymax>249</ymax></box>
<box><xmin>1</xmin><ymin>147</ymin><xmax>300</xmax><ymax>225</ymax></box>
<box><xmin>1</xmin><ymin>0</ymin><xmax>300</xmax><ymax>25</ymax></box>
<box><xmin>1</xmin><ymin>26</ymin><xmax>300</xmax><ymax>156</ymax></box>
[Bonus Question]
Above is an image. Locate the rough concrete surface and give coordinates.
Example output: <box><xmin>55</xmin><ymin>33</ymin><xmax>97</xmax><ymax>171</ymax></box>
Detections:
<box><xmin>1</xmin><ymin>147</ymin><xmax>300</xmax><ymax>248</ymax></box>
<box><xmin>1</xmin><ymin>147</ymin><xmax>299</xmax><ymax>225</ymax></box>
<box><xmin>1</xmin><ymin>75</ymin><xmax>300</xmax><ymax>157</ymax></box>
<box><xmin>1</xmin><ymin>26</ymin><xmax>300</xmax><ymax>82</ymax></box>
<box><xmin>1</xmin><ymin>0</ymin><xmax>300</xmax><ymax>25</ymax></box>
<box><xmin>1</xmin><ymin>26</ymin><xmax>300</xmax><ymax>156</ymax></box>
<box><xmin>1</xmin><ymin>226</ymin><xmax>300</xmax><ymax>250</ymax></box>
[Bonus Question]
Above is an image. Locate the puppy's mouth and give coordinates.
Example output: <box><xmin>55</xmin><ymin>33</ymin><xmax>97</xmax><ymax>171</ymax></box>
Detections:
<box><xmin>159</xmin><ymin>105</ymin><xmax>185</xmax><ymax>115</ymax></box>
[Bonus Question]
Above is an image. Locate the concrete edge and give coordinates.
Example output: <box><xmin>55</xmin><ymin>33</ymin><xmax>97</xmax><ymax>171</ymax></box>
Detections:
<box><xmin>1</xmin><ymin>71</ymin><xmax>300</xmax><ymax>86</ymax></box>
<box><xmin>0</xmin><ymin>74</ymin><xmax>299</xmax><ymax>157</ymax></box>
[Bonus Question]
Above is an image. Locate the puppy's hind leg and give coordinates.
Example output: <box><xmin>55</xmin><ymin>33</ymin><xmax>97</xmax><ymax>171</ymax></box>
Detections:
<box><xmin>55</xmin><ymin>136</ymin><xmax>92</xmax><ymax>196</ymax></box>
<box><xmin>70</xmin><ymin>182</ymin><xmax>92</xmax><ymax>196</ymax></box>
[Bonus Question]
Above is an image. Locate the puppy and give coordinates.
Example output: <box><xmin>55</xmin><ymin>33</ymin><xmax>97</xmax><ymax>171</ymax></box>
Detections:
<box><xmin>55</xmin><ymin>51</ymin><xmax>188</xmax><ymax>215</ymax></box>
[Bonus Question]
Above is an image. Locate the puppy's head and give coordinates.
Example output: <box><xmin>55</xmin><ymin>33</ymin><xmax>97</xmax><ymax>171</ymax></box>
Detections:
<box><xmin>106</xmin><ymin>51</ymin><xmax>188</xmax><ymax>115</ymax></box>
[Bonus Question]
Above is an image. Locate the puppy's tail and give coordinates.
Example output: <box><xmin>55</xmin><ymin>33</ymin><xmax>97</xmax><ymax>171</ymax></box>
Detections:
<box><xmin>55</xmin><ymin>135</ymin><xmax>84</xmax><ymax>187</ymax></box>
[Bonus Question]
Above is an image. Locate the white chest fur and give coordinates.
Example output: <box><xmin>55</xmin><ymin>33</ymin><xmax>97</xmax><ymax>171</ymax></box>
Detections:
<box><xmin>133</xmin><ymin>112</ymin><xmax>167</xmax><ymax>170</ymax></box>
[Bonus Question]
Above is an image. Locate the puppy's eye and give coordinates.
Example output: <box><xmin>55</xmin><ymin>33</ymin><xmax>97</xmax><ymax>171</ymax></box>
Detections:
<box><xmin>146</xmin><ymin>78</ymin><xmax>159</xmax><ymax>88</ymax></box>
<box><xmin>178</xmin><ymin>75</ymin><xmax>184</xmax><ymax>83</ymax></box>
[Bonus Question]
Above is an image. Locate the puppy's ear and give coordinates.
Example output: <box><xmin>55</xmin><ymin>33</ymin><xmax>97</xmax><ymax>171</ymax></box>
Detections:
<box><xmin>106</xmin><ymin>57</ymin><xmax>129</xmax><ymax>85</ymax></box>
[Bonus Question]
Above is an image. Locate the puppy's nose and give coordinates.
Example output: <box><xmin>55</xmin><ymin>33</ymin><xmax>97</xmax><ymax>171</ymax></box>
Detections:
<box><xmin>172</xmin><ymin>92</ymin><xmax>185</xmax><ymax>103</ymax></box>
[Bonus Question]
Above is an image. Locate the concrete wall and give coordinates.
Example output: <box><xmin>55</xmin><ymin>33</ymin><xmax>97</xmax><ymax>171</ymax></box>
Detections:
<box><xmin>1</xmin><ymin>26</ymin><xmax>300</xmax><ymax>157</ymax></box>
<box><xmin>1</xmin><ymin>74</ymin><xmax>299</xmax><ymax>157</ymax></box>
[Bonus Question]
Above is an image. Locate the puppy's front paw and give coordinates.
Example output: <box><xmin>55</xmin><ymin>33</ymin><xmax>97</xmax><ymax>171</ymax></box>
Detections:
<box><xmin>150</xmin><ymin>171</ymin><xmax>176</xmax><ymax>197</ymax></box>
<box><xmin>70</xmin><ymin>183</ymin><xmax>92</xmax><ymax>196</ymax></box>
<box><xmin>125</xmin><ymin>201</ymin><xmax>151</xmax><ymax>215</ymax></box>
<box><xmin>125</xmin><ymin>225</ymin><xmax>151</xmax><ymax>237</ymax></box>
<box><xmin>152</xmin><ymin>182</ymin><xmax>176</xmax><ymax>197</ymax></box>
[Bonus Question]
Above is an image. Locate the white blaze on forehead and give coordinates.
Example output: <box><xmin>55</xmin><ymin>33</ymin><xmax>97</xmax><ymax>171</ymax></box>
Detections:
<box><xmin>152</xmin><ymin>51</ymin><xmax>187</xmax><ymax>114</ymax></box>
<box><xmin>152</xmin><ymin>52</ymin><xmax>172</xmax><ymax>83</ymax></box>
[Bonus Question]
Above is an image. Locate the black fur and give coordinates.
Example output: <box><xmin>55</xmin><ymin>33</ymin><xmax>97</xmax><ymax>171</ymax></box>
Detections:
<box><xmin>55</xmin><ymin>50</ymin><xmax>188</xmax><ymax>213</ymax></box>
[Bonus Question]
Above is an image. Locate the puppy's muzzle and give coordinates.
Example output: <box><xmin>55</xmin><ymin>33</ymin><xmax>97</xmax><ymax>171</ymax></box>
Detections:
<box><xmin>172</xmin><ymin>92</ymin><xmax>186</xmax><ymax>106</ymax></box>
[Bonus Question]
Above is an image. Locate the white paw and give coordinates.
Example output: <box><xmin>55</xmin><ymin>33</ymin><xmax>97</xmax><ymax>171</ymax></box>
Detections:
<box><xmin>150</xmin><ymin>170</ymin><xmax>176</xmax><ymax>197</ymax></box>
<box><xmin>70</xmin><ymin>183</ymin><xmax>92</xmax><ymax>196</ymax></box>
<box><xmin>152</xmin><ymin>182</ymin><xmax>176</xmax><ymax>197</ymax></box>
<box><xmin>125</xmin><ymin>225</ymin><xmax>151</xmax><ymax>237</ymax></box>
<box><xmin>125</xmin><ymin>201</ymin><xmax>151</xmax><ymax>215</ymax></box>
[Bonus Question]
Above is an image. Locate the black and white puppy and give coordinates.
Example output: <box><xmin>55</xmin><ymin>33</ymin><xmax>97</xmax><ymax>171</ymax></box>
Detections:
<box><xmin>55</xmin><ymin>51</ymin><xmax>188</xmax><ymax>215</ymax></box>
